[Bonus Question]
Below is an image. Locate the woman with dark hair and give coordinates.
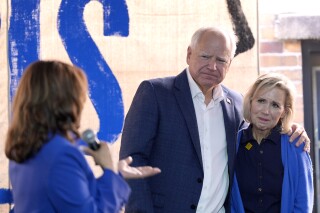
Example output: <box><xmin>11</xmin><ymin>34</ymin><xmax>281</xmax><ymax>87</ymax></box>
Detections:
<box><xmin>231</xmin><ymin>73</ymin><xmax>313</xmax><ymax>212</ymax></box>
<box><xmin>5</xmin><ymin>60</ymin><xmax>160</xmax><ymax>213</ymax></box>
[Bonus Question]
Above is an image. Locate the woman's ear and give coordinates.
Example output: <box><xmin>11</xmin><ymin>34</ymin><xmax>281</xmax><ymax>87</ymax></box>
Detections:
<box><xmin>280</xmin><ymin>109</ymin><xmax>287</xmax><ymax>119</ymax></box>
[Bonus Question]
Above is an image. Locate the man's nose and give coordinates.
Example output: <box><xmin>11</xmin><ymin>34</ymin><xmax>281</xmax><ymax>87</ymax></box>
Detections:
<box><xmin>207</xmin><ymin>57</ymin><xmax>217</xmax><ymax>70</ymax></box>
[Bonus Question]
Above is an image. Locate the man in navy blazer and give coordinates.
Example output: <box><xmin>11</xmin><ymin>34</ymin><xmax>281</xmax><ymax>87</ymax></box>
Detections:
<box><xmin>120</xmin><ymin>27</ymin><xmax>242</xmax><ymax>213</ymax></box>
<box><xmin>119</xmin><ymin>27</ymin><xmax>308</xmax><ymax>213</ymax></box>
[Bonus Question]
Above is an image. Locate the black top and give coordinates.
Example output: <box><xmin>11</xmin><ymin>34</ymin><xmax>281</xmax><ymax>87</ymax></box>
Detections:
<box><xmin>235</xmin><ymin>125</ymin><xmax>284</xmax><ymax>213</ymax></box>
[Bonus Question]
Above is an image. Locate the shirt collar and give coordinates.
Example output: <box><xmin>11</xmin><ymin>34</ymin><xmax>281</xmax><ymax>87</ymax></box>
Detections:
<box><xmin>186</xmin><ymin>68</ymin><xmax>224</xmax><ymax>101</ymax></box>
<box><xmin>241</xmin><ymin>124</ymin><xmax>282</xmax><ymax>145</ymax></box>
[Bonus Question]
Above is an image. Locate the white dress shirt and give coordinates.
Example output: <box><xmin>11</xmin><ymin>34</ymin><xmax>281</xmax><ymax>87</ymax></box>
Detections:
<box><xmin>187</xmin><ymin>69</ymin><xmax>229</xmax><ymax>213</ymax></box>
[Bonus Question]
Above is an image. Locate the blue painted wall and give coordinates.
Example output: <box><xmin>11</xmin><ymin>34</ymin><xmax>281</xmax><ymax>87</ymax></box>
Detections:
<box><xmin>4</xmin><ymin>0</ymin><xmax>130</xmax><ymax>205</ymax></box>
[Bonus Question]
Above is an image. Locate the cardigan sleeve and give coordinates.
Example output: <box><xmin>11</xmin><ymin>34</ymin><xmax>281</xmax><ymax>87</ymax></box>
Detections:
<box><xmin>47</xmin><ymin>145</ymin><xmax>130</xmax><ymax>213</ymax></box>
<box><xmin>281</xmin><ymin>135</ymin><xmax>314</xmax><ymax>213</ymax></box>
<box><xmin>230</xmin><ymin>130</ymin><xmax>245</xmax><ymax>213</ymax></box>
<box><xmin>294</xmin><ymin>143</ymin><xmax>314</xmax><ymax>212</ymax></box>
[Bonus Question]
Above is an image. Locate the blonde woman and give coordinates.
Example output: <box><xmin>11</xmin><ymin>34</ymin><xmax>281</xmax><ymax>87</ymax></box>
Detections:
<box><xmin>231</xmin><ymin>73</ymin><xmax>313</xmax><ymax>212</ymax></box>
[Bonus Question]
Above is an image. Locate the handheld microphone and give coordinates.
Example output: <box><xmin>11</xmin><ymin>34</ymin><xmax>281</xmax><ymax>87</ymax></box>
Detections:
<box><xmin>81</xmin><ymin>129</ymin><xmax>101</xmax><ymax>150</ymax></box>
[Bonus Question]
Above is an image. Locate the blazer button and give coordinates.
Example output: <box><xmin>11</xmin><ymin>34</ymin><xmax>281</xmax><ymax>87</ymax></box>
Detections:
<box><xmin>197</xmin><ymin>178</ymin><xmax>203</xmax><ymax>183</ymax></box>
<box><xmin>190</xmin><ymin>204</ymin><xmax>197</xmax><ymax>210</ymax></box>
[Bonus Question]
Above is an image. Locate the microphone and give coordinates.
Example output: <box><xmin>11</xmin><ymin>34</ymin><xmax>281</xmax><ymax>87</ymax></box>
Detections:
<box><xmin>81</xmin><ymin>129</ymin><xmax>101</xmax><ymax>150</ymax></box>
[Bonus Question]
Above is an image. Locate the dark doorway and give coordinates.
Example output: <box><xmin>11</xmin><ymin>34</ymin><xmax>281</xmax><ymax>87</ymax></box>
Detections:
<box><xmin>302</xmin><ymin>40</ymin><xmax>320</xmax><ymax>213</ymax></box>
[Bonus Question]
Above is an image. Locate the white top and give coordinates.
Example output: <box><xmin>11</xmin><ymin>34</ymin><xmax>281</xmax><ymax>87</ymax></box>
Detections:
<box><xmin>187</xmin><ymin>69</ymin><xmax>229</xmax><ymax>213</ymax></box>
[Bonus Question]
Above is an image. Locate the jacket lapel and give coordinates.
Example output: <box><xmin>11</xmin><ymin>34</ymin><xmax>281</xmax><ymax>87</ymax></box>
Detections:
<box><xmin>220</xmin><ymin>89</ymin><xmax>237</xmax><ymax>185</ymax></box>
<box><xmin>173</xmin><ymin>70</ymin><xmax>203</xmax><ymax>168</ymax></box>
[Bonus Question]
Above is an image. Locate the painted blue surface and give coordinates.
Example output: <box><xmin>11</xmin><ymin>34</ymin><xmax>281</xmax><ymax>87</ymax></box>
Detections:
<box><xmin>8</xmin><ymin>0</ymin><xmax>129</xmax><ymax>142</ymax></box>
<box><xmin>8</xmin><ymin>0</ymin><xmax>40</xmax><ymax>102</ymax></box>
<box><xmin>7</xmin><ymin>0</ymin><xmax>41</xmax><ymax>203</ymax></box>
<box><xmin>5</xmin><ymin>0</ymin><xmax>129</xmax><ymax>205</ymax></box>
<box><xmin>0</xmin><ymin>189</ymin><xmax>12</xmax><ymax>204</ymax></box>
<box><xmin>58</xmin><ymin>0</ymin><xmax>129</xmax><ymax>142</ymax></box>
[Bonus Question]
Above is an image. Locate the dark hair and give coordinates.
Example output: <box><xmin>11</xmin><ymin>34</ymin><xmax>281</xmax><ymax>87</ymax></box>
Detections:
<box><xmin>5</xmin><ymin>60</ymin><xmax>88</xmax><ymax>163</ymax></box>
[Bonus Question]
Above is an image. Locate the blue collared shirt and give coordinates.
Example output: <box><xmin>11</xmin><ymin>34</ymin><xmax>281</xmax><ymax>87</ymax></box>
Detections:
<box><xmin>235</xmin><ymin>125</ymin><xmax>283</xmax><ymax>213</ymax></box>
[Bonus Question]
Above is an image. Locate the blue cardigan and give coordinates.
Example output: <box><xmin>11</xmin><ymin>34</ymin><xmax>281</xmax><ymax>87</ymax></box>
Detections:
<box><xmin>9</xmin><ymin>134</ymin><xmax>131</xmax><ymax>213</ymax></box>
<box><xmin>231</xmin><ymin>130</ymin><xmax>314</xmax><ymax>213</ymax></box>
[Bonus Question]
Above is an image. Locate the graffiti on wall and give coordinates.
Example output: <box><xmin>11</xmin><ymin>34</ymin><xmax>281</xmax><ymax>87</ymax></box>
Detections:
<box><xmin>9</xmin><ymin>0</ymin><xmax>129</xmax><ymax>142</ymax></box>
<box><xmin>3</xmin><ymin>0</ymin><xmax>130</xmax><ymax>207</ymax></box>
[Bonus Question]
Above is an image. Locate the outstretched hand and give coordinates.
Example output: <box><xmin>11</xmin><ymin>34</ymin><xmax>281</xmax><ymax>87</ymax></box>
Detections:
<box><xmin>288</xmin><ymin>123</ymin><xmax>310</xmax><ymax>152</ymax></box>
<box><xmin>118</xmin><ymin>156</ymin><xmax>161</xmax><ymax>179</ymax></box>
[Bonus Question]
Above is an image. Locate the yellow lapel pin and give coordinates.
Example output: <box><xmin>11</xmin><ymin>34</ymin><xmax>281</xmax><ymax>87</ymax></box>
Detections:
<box><xmin>245</xmin><ymin>142</ymin><xmax>253</xmax><ymax>150</ymax></box>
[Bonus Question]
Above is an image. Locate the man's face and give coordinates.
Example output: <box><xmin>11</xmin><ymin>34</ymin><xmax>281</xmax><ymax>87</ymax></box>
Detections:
<box><xmin>186</xmin><ymin>32</ymin><xmax>231</xmax><ymax>93</ymax></box>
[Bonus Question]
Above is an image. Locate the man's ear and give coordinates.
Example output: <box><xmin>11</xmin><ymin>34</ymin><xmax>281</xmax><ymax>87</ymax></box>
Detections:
<box><xmin>186</xmin><ymin>46</ymin><xmax>192</xmax><ymax>64</ymax></box>
<box><xmin>227</xmin><ymin>58</ymin><xmax>233</xmax><ymax>69</ymax></box>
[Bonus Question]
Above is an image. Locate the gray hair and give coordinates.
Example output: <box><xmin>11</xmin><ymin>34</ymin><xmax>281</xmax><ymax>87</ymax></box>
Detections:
<box><xmin>189</xmin><ymin>27</ymin><xmax>237</xmax><ymax>60</ymax></box>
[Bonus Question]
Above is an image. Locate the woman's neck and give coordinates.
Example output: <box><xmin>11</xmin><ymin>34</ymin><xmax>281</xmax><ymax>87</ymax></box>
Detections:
<box><xmin>252</xmin><ymin>127</ymin><xmax>270</xmax><ymax>144</ymax></box>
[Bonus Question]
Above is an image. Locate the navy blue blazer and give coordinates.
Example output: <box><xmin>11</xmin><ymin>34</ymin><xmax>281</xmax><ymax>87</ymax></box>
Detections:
<box><xmin>120</xmin><ymin>70</ymin><xmax>246</xmax><ymax>213</ymax></box>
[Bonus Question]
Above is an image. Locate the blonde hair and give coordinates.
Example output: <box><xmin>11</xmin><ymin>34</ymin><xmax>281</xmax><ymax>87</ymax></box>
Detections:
<box><xmin>243</xmin><ymin>72</ymin><xmax>296</xmax><ymax>133</ymax></box>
